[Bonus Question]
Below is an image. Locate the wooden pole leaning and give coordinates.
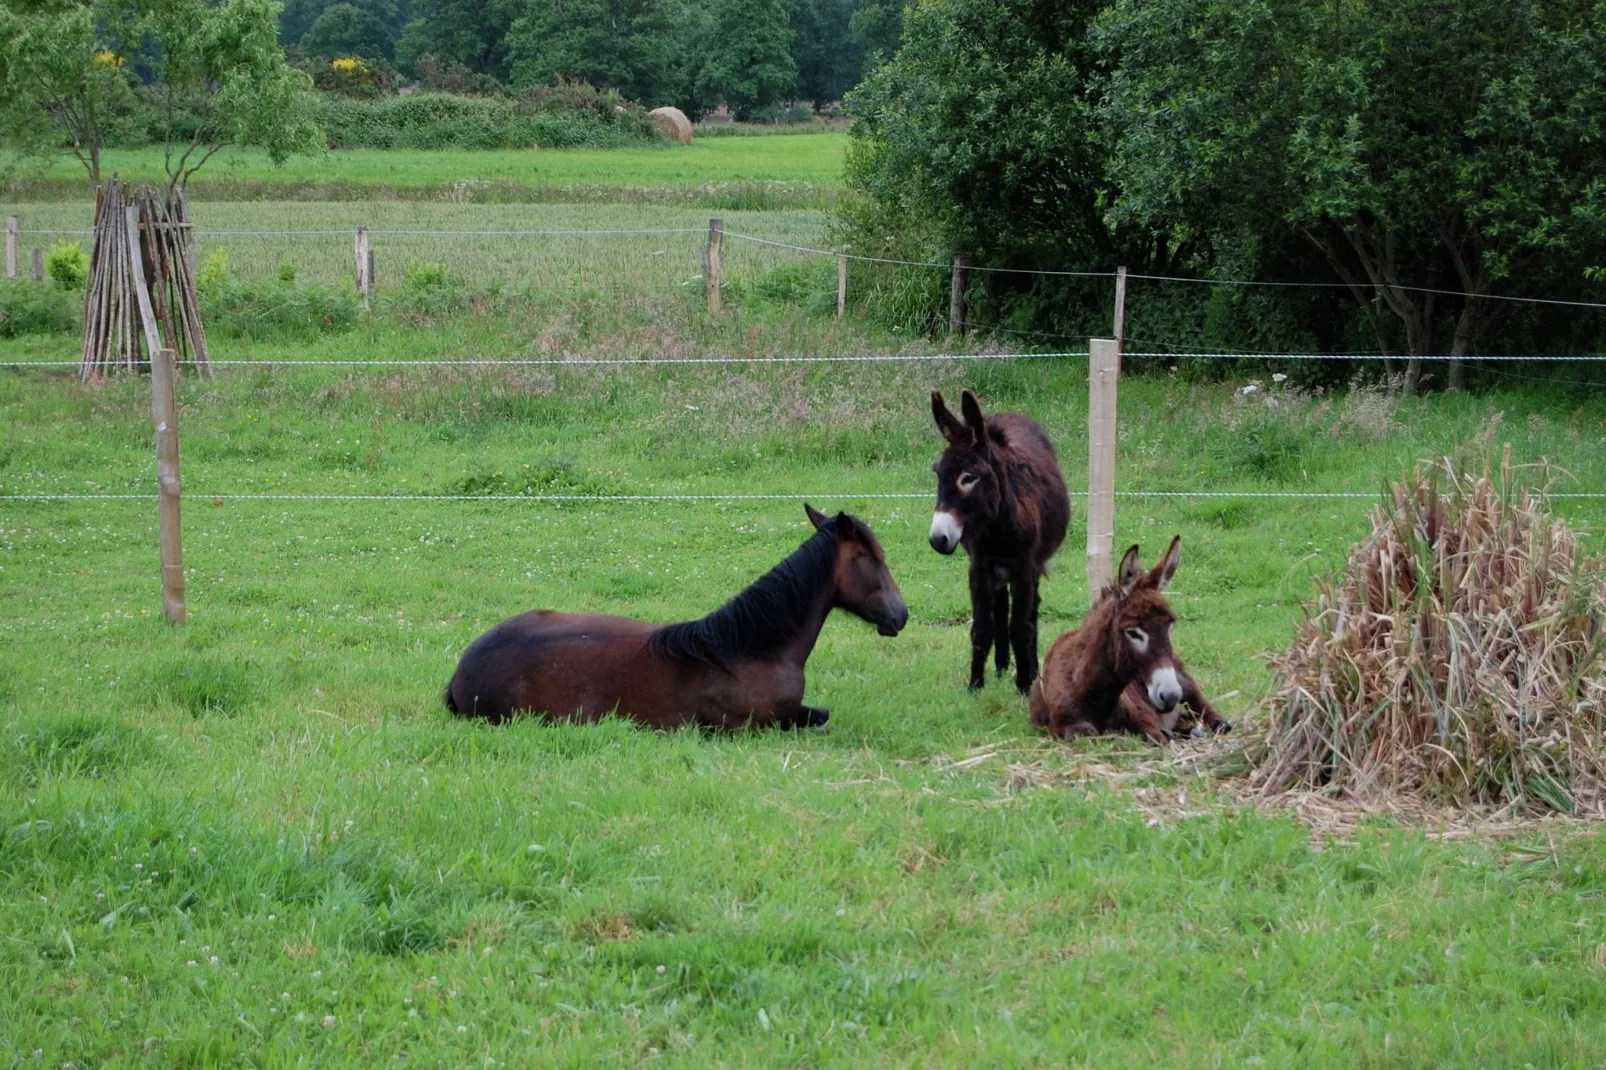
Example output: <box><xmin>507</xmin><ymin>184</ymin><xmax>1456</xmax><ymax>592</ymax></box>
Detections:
<box><xmin>150</xmin><ymin>346</ymin><xmax>185</xmax><ymax>624</ymax></box>
<box><xmin>1086</xmin><ymin>338</ymin><xmax>1120</xmax><ymax>598</ymax></box>
<box><xmin>836</xmin><ymin>254</ymin><xmax>848</xmax><ymax>319</ymax></box>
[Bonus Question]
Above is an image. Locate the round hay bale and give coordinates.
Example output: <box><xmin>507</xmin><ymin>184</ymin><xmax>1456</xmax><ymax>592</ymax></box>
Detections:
<box><xmin>649</xmin><ymin>106</ymin><xmax>693</xmax><ymax>145</ymax></box>
<box><xmin>1247</xmin><ymin>449</ymin><xmax>1606</xmax><ymax>816</ymax></box>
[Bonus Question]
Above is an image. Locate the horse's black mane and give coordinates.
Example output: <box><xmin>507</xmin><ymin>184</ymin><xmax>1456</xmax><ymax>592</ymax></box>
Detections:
<box><xmin>647</xmin><ymin>524</ymin><xmax>844</xmax><ymax>668</ymax></box>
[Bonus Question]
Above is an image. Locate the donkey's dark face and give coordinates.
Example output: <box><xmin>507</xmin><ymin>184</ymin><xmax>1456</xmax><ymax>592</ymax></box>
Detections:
<box><xmin>806</xmin><ymin>505</ymin><xmax>908</xmax><ymax>637</ymax></box>
<box><xmin>1110</xmin><ymin>536</ymin><xmax>1185</xmax><ymax>713</ymax></box>
<box><xmin>929</xmin><ymin>390</ymin><xmax>1002</xmax><ymax>555</ymax></box>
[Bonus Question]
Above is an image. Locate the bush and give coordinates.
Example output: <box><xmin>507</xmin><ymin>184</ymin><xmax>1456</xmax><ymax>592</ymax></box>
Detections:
<box><xmin>45</xmin><ymin>241</ymin><xmax>89</xmax><ymax>289</ymax></box>
<box><xmin>313</xmin><ymin>88</ymin><xmax>658</xmax><ymax>150</ymax></box>
<box><xmin>196</xmin><ymin>248</ymin><xmax>359</xmax><ymax>339</ymax></box>
<box><xmin>0</xmin><ymin>279</ymin><xmax>79</xmax><ymax>336</ymax></box>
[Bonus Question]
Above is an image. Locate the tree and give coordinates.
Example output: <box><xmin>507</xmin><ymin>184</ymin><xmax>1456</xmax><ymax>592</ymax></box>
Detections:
<box><xmin>693</xmin><ymin>0</ymin><xmax>796</xmax><ymax>119</ymax></box>
<box><xmin>300</xmin><ymin>2</ymin><xmax>396</xmax><ymax>61</ymax></box>
<box><xmin>505</xmin><ymin>0</ymin><xmax>677</xmax><ymax>104</ymax></box>
<box><xmin>131</xmin><ymin>0</ymin><xmax>323</xmax><ymax>190</ymax></box>
<box><xmin>393</xmin><ymin>0</ymin><xmax>521</xmax><ymax>81</ymax></box>
<box><xmin>282</xmin><ymin>0</ymin><xmax>408</xmax><ymax>47</ymax></box>
<box><xmin>845</xmin><ymin>0</ymin><xmax>1108</xmax><ymax>269</ymax></box>
<box><xmin>1099</xmin><ymin>0</ymin><xmax>1606</xmax><ymax>390</ymax></box>
<box><xmin>847</xmin><ymin>0</ymin><xmax>901</xmax><ymax>65</ymax></box>
<box><xmin>784</xmin><ymin>0</ymin><xmax>862</xmax><ymax>108</ymax></box>
<box><xmin>0</xmin><ymin>1</ymin><xmax>139</xmax><ymax>183</ymax></box>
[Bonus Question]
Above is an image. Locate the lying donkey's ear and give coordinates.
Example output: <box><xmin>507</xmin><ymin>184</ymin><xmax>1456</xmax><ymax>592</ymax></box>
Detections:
<box><xmin>1150</xmin><ymin>535</ymin><xmax>1181</xmax><ymax>590</ymax></box>
<box><xmin>1117</xmin><ymin>544</ymin><xmax>1143</xmax><ymax>596</ymax></box>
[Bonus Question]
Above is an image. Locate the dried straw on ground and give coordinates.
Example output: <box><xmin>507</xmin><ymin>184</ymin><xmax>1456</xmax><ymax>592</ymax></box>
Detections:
<box><xmin>1246</xmin><ymin>449</ymin><xmax>1606</xmax><ymax>817</ymax></box>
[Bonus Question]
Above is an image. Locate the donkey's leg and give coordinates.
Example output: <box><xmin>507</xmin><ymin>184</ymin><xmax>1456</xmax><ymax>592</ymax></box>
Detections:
<box><xmin>991</xmin><ymin>585</ymin><xmax>1011</xmax><ymax>677</ymax></box>
<box><xmin>967</xmin><ymin>562</ymin><xmax>995</xmax><ymax>690</ymax></box>
<box><xmin>1178</xmin><ymin>667</ymin><xmax>1230</xmax><ymax>735</ymax></box>
<box><xmin>1008</xmin><ymin>575</ymin><xmax>1040</xmax><ymax>694</ymax></box>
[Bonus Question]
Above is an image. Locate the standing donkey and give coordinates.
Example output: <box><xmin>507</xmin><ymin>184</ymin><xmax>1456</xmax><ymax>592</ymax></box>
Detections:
<box><xmin>929</xmin><ymin>390</ymin><xmax>1070</xmax><ymax>693</ymax></box>
<box><xmin>1030</xmin><ymin>536</ymin><xmax>1231</xmax><ymax>743</ymax></box>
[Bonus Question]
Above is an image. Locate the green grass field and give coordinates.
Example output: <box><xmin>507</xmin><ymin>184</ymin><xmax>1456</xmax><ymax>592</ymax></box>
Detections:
<box><xmin>6</xmin><ymin>134</ymin><xmax>849</xmax><ymax>207</ymax></box>
<box><xmin>4</xmin><ymin>141</ymin><xmax>1606</xmax><ymax>1065</ymax></box>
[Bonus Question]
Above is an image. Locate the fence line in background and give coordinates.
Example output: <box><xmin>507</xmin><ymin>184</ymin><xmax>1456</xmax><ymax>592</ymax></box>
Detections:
<box><xmin>10</xmin><ymin>490</ymin><xmax>1606</xmax><ymax>503</ymax></box>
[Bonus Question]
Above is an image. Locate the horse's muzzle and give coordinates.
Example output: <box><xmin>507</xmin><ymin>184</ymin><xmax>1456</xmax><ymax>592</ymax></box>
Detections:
<box><xmin>875</xmin><ymin>597</ymin><xmax>909</xmax><ymax>637</ymax></box>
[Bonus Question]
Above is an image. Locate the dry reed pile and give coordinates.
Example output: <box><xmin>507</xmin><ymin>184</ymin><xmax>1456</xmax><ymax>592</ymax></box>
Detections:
<box><xmin>1247</xmin><ymin>450</ymin><xmax>1606</xmax><ymax>816</ymax></box>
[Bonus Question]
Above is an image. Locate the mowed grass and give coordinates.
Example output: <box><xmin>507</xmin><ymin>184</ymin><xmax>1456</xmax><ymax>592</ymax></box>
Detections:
<box><xmin>4</xmin><ymin>319</ymin><xmax>1606</xmax><ymax>1065</ymax></box>
<box><xmin>7</xmin><ymin>134</ymin><xmax>849</xmax><ymax>206</ymax></box>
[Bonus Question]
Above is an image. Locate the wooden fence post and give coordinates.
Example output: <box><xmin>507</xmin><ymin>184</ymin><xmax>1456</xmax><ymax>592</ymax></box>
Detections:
<box><xmin>151</xmin><ymin>345</ymin><xmax>185</xmax><ymax>625</ymax></box>
<box><xmin>366</xmin><ymin>245</ymin><xmax>376</xmax><ymax>300</ymax></box>
<box><xmin>4</xmin><ymin>216</ymin><xmax>16</xmax><ymax>278</ymax></box>
<box><xmin>32</xmin><ymin>248</ymin><xmax>45</xmax><ymax>282</ymax></box>
<box><xmin>1113</xmin><ymin>265</ymin><xmax>1128</xmax><ymax>349</ymax></box>
<box><xmin>836</xmin><ymin>253</ymin><xmax>847</xmax><ymax>320</ymax></box>
<box><xmin>705</xmin><ymin>218</ymin><xmax>723</xmax><ymax>313</ymax></box>
<box><xmin>949</xmin><ymin>255</ymin><xmax>969</xmax><ymax>336</ymax></box>
<box><xmin>1086</xmin><ymin>337</ymin><xmax>1120</xmax><ymax>598</ymax></box>
<box><xmin>354</xmin><ymin>226</ymin><xmax>371</xmax><ymax>309</ymax></box>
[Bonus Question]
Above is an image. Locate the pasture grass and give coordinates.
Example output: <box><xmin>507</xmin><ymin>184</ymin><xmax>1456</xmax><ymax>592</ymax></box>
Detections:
<box><xmin>4</xmin><ymin>134</ymin><xmax>849</xmax><ymax>208</ymax></box>
<box><xmin>4</xmin><ymin>301</ymin><xmax>1606</xmax><ymax>1063</ymax></box>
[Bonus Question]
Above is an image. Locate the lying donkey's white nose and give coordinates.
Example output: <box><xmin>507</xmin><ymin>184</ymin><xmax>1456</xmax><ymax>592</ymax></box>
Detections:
<box><xmin>1147</xmin><ymin>666</ymin><xmax>1182</xmax><ymax>713</ymax></box>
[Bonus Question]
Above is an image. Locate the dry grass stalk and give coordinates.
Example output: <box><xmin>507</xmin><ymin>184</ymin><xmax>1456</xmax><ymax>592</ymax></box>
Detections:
<box><xmin>1247</xmin><ymin>447</ymin><xmax>1606</xmax><ymax>816</ymax></box>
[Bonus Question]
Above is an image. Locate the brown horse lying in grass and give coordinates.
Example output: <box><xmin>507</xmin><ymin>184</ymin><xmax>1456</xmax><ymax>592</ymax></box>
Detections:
<box><xmin>445</xmin><ymin>505</ymin><xmax>908</xmax><ymax>730</ymax></box>
<box><xmin>1030</xmin><ymin>536</ymin><xmax>1230</xmax><ymax>744</ymax></box>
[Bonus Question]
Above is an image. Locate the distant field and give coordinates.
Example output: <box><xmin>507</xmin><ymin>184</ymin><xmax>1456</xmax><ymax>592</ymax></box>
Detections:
<box><xmin>6</xmin><ymin>134</ymin><xmax>850</xmax><ymax>206</ymax></box>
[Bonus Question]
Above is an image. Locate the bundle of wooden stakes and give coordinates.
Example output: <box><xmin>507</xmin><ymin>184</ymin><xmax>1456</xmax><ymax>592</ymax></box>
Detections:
<box><xmin>79</xmin><ymin>181</ymin><xmax>212</xmax><ymax>380</ymax></box>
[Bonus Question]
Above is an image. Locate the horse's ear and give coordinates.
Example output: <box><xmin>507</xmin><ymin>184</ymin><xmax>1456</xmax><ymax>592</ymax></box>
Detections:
<box><xmin>804</xmin><ymin>503</ymin><xmax>830</xmax><ymax>529</ymax></box>
<box><xmin>1149</xmin><ymin>535</ymin><xmax>1181</xmax><ymax>590</ymax></box>
<box><xmin>834</xmin><ymin>512</ymin><xmax>854</xmax><ymax>540</ymax></box>
<box><xmin>960</xmin><ymin>390</ymin><xmax>988</xmax><ymax>444</ymax></box>
<box><xmin>932</xmin><ymin>390</ymin><xmax>970</xmax><ymax>446</ymax></box>
<box><xmin>1117</xmin><ymin>544</ymin><xmax>1143</xmax><ymax>596</ymax></box>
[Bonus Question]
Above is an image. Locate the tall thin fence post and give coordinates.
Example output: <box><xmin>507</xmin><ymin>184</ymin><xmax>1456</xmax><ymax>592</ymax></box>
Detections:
<box><xmin>836</xmin><ymin>253</ymin><xmax>847</xmax><ymax>320</ymax></box>
<box><xmin>1113</xmin><ymin>265</ymin><xmax>1128</xmax><ymax>349</ymax></box>
<box><xmin>31</xmin><ymin>248</ymin><xmax>44</xmax><ymax>282</ymax></box>
<box><xmin>4</xmin><ymin>216</ymin><xmax>16</xmax><ymax>278</ymax></box>
<box><xmin>1086</xmin><ymin>337</ymin><xmax>1120</xmax><ymax>599</ymax></box>
<box><xmin>705</xmin><ymin>218</ymin><xmax>723</xmax><ymax>313</ymax></box>
<box><xmin>366</xmin><ymin>245</ymin><xmax>376</xmax><ymax>301</ymax></box>
<box><xmin>949</xmin><ymin>255</ymin><xmax>969</xmax><ymax>336</ymax></box>
<box><xmin>354</xmin><ymin>227</ymin><xmax>370</xmax><ymax>310</ymax></box>
<box><xmin>150</xmin><ymin>346</ymin><xmax>185</xmax><ymax>624</ymax></box>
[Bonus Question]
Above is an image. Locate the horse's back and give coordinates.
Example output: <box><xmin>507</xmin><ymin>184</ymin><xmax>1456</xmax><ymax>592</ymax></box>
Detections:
<box><xmin>446</xmin><ymin>610</ymin><xmax>659</xmax><ymax>723</ymax></box>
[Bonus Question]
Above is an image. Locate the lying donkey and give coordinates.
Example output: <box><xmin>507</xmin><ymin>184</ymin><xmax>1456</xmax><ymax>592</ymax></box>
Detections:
<box><xmin>1030</xmin><ymin>536</ymin><xmax>1230</xmax><ymax>744</ymax></box>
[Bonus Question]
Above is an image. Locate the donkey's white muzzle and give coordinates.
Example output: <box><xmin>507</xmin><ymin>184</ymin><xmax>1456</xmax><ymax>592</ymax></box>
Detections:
<box><xmin>929</xmin><ymin>511</ymin><xmax>963</xmax><ymax>555</ymax></box>
<box><xmin>1147</xmin><ymin>666</ymin><xmax>1182</xmax><ymax>713</ymax></box>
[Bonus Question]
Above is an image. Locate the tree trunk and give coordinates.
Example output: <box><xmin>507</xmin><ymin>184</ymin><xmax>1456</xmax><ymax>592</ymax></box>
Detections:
<box><xmin>1446</xmin><ymin>295</ymin><xmax>1478</xmax><ymax>392</ymax></box>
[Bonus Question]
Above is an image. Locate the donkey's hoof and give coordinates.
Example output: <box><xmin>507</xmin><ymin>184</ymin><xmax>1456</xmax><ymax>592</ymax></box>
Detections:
<box><xmin>1189</xmin><ymin>724</ymin><xmax>1210</xmax><ymax>740</ymax></box>
<box><xmin>1212</xmin><ymin>720</ymin><xmax>1233</xmax><ymax>735</ymax></box>
<box><xmin>968</xmin><ymin>678</ymin><xmax>986</xmax><ymax>692</ymax></box>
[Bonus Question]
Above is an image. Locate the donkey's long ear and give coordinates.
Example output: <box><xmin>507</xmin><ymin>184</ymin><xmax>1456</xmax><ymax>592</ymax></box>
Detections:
<box><xmin>1117</xmin><ymin>544</ymin><xmax>1143</xmax><ymax>596</ymax></box>
<box><xmin>804</xmin><ymin>503</ymin><xmax>830</xmax><ymax>529</ymax></box>
<box><xmin>931</xmin><ymin>391</ymin><xmax>970</xmax><ymax>445</ymax></box>
<box><xmin>960</xmin><ymin>390</ymin><xmax>988</xmax><ymax>444</ymax></box>
<box><xmin>1149</xmin><ymin>535</ymin><xmax>1181</xmax><ymax>590</ymax></box>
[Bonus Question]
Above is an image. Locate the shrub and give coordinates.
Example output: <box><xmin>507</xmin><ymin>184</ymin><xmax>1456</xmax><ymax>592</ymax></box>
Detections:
<box><xmin>312</xmin><ymin>89</ymin><xmax>656</xmax><ymax>150</ymax></box>
<box><xmin>0</xmin><ymin>279</ymin><xmax>79</xmax><ymax>336</ymax></box>
<box><xmin>45</xmin><ymin>241</ymin><xmax>89</xmax><ymax>289</ymax></box>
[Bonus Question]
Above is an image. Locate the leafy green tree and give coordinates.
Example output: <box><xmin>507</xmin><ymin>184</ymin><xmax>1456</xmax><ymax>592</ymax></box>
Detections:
<box><xmin>505</xmin><ymin>0</ymin><xmax>676</xmax><ymax>104</ymax></box>
<box><xmin>847</xmin><ymin>0</ymin><xmax>901</xmax><ymax>64</ymax></box>
<box><xmin>784</xmin><ymin>0</ymin><xmax>861</xmax><ymax>107</ymax></box>
<box><xmin>137</xmin><ymin>0</ymin><xmax>324</xmax><ymax>189</ymax></box>
<box><xmin>845</xmin><ymin>0</ymin><xmax>1108</xmax><ymax>269</ymax></box>
<box><xmin>300</xmin><ymin>2</ymin><xmax>396</xmax><ymax>61</ymax></box>
<box><xmin>0</xmin><ymin>0</ymin><xmax>139</xmax><ymax>182</ymax></box>
<box><xmin>1099</xmin><ymin>0</ymin><xmax>1606</xmax><ymax>389</ymax></box>
<box><xmin>393</xmin><ymin>0</ymin><xmax>521</xmax><ymax>81</ymax></box>
<box><xmin>282</xmin><ymin>0</ymin><xmax>408</xmax><ymax>47</ymax></box>
<box><xmin>693</xmin><ymin>0</ymin><xmax>796</xmax><ymax>119</ymax></box>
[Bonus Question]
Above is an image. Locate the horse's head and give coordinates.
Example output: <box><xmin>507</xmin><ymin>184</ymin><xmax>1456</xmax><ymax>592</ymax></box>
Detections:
<box><xmin>928</xmin><ymin>389</ymin><xmax>1003</xmax><ymax>555</ymax></box>
<box><xmin>1108</xmin><ymin>536</ymin><xmax>1185</xmax><ymax>713</ymax></box>
<box><xmin>805</xmin><ymin>504</ymin><xmax>908</xmax><ymax>637</ymax></box>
